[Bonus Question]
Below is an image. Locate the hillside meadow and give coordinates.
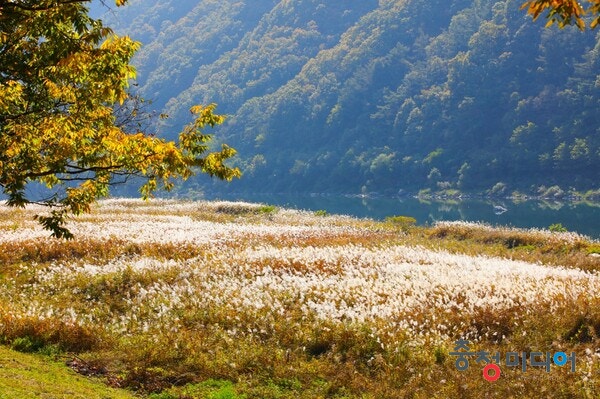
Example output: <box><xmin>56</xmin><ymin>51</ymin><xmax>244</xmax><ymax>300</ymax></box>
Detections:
<box><xmin>0</xmin><ymin>199</ymin><xmax>599</xmax><ymax>398</ymax></box>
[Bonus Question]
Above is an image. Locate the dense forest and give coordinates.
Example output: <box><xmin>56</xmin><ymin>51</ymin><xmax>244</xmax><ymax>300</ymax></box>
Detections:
<box><xmin>102</xmin><ymin>0</ymin><xmax>600</xmax><ymax>196</ymax></box>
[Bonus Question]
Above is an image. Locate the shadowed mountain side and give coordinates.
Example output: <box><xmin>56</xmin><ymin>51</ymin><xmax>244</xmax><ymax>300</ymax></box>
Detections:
<box><xmin>106</xmin><ymin>0</ymin><xmax>600</xmax><ymax>195</ymax></box>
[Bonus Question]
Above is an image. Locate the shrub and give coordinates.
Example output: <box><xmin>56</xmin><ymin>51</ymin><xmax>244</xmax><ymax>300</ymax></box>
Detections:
<box><xmin>385</xmin><ymin>215</ymin><xmax>417</xmax><ymax>231</ymax></box>
<box><xmin>549</xmin><ymin>223</ymin><xmax>568</xmax><ymax>233</ymax></box>
<box><xmin>257</xmin><ymin>205</ymin><xmax>278</xmax><ymax>214</ymax></box>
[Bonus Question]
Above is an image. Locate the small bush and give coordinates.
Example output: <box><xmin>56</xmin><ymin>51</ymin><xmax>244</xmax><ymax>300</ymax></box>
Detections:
<box><xmin>0</xmin><ymin>316</ymin><xmax>100</xmax><ymax>353</ymax></box>
<box><xmin>587</xmin><ymin>245</ymin><xmax>600</xmax><ymax>255</ymax></box>
<box><xmin>11</xmin><ymin>336</ymin><xmax>42</xmax><ymax>353</ymax></box>
<box><xmin>433</xmin><ymin>345</ymin><xmax>448</xmax><ymax>365</ymax></box>
<box><xmin>257</xmin><ymin>205</ymin><xmax>278</xmax><ymax>214</ymax></box>
<box><xmin>385</xmin><ymin>215</ymin><xmax>417</xmax><ymax>231</ymax></box>
<box><xmin>549</xmin><ymin>223</ymin><xmax>568</xmax><ymax>233</ymax></box>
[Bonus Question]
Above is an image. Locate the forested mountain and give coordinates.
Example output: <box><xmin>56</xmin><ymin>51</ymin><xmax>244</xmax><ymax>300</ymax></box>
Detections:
<box><xmin>102</xmin><ymin>0</ymin><xmax>600</xmax><ymax>196</ymax></box>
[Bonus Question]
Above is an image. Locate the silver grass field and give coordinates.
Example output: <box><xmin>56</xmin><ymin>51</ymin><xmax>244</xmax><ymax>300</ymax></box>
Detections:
<box><xmin>0</xmin><ymin>199</ymin><xmax>598</xmax><ymax>398</ymax></box>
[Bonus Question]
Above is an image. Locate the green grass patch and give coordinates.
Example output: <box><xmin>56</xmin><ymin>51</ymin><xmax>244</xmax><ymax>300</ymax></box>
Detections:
<box><xmin>154</xmin><ymin>379</ymin><xmax>247</xmax><ymax>399</ymax></box>
<box><xmin>0</xmin><ymin>345</ymin><xmax>135</xmax><ymax>399</ymax></box>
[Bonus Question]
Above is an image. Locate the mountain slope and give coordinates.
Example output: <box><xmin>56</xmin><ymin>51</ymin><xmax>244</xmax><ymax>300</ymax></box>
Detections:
<box><xmin>105</xmin><ymin>0</ymin><xmax>600</xmax><ymax>195</ymax></box>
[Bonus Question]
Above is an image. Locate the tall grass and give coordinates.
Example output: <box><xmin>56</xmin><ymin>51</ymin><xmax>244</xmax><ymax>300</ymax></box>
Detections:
<box><xmin>0</xmin><ymin>199</ymin><xmax>598</xmax><ymax>398</ymax></box>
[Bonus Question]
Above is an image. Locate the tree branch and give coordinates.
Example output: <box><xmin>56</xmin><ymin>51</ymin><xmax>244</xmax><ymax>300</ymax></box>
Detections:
<box><xmin>0</xmin><ymin>0</ymin><xmax>91</xmax><ymax>12</ymax></box>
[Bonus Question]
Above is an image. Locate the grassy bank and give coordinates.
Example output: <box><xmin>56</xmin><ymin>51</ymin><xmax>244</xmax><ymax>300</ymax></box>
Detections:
<box><xmin>0</xmin><ymin>199</ymin><xmax>598</xmax><ymax>398</ymax></box>
<box><xmin>0</xmin><ymin>345</ymin><xmax>135</xmax><ymax>399</ymax></box>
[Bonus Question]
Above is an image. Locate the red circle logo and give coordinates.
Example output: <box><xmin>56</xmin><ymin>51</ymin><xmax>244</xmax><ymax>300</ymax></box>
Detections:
<box><xmin>482</xmin><ymin>364</ymin><xmax>501</xmax><ymax>382</ymax></box>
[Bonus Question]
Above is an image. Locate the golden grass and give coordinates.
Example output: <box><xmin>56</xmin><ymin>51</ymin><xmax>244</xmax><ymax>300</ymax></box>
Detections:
<box><xmin>0</xmin><ymin>199</ymin><xmax>598</xmax><ymax>398</ymax></box>
<box><xmin>426</xmin><ymin>221</ymin><xmax>599</xmax><ymax>272</ymax></box>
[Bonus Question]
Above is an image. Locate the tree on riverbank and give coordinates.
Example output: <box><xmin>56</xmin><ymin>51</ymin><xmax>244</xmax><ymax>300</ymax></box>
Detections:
<box><xmin>0</xmin><ymin>0</ymin><xmax>240</xmax><ymax>237</ymax></box>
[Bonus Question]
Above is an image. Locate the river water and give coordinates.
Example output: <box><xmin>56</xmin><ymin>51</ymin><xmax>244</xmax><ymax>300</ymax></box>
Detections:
<box><xmin>203</xmin><ymin>193</ymin><xmax>600</xmax><ymax>239</ymax></box>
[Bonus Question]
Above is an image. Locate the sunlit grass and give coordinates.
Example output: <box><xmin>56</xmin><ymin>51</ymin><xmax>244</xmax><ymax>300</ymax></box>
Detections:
<box><xmin>0</xmin><ymin>199</ymin><xmax>598</xmax><ymax>398</ymax></box>
<box><xmin>0</xmin><ymin>345</ymin><xmax>136</xmax><ymax>399</ymax></box>
<box><xmin>425</xmin><ymin>220</ymin><xmax>599</xmax><ymax>272</ymax></box>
